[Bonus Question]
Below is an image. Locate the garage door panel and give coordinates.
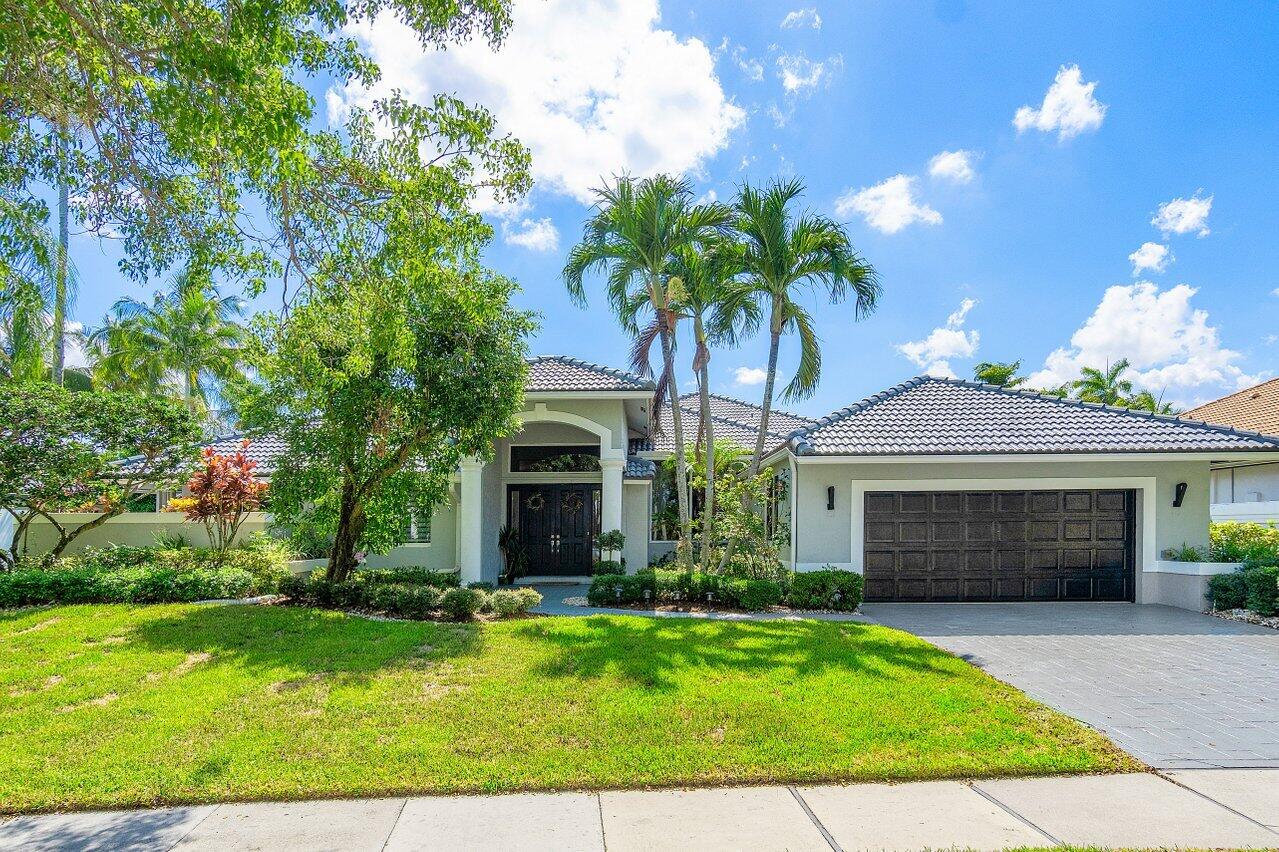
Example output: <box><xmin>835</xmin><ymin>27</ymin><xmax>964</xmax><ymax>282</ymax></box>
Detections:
<box><xmin>864</xmin><ymin>488</ymin><xmax>1135</xmax><ymax>603</ymax></box>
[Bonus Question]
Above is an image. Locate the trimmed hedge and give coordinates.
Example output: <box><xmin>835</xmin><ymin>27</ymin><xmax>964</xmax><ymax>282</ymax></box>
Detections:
<box><xmin>357</xmin><ymin>567</ymin><xmax>459</xmax><ymax>588</ymax></box>
<box><xmin>1207</xmin><ymin>563</ymin><xmax>1279</xmax><ymax>615</ymax></box>
<box><xmin>280</xmin><ymin>573</ymin><xmax>541</xmax><ymax>621</ymax></box>
<box><xmin>0</xmin><ymin>543</ymin><xmax>291</xmax><ymax>608</ymax></box>
<box><xmin>587</xmin><ymin>568</ymin><xmax>862</xmax><ymax>613</ymax></box>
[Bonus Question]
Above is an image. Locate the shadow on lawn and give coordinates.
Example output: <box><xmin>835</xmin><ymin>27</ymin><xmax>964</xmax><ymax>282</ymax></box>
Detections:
<box><xmin>128</xmin><ymin>604</ymin><xmax>484</xmax><ymax>684</ymax></box>
<box><xmin>512</xmin><ymin>614</ymin><xmax>967</xmax><ymax>691</ymax></box>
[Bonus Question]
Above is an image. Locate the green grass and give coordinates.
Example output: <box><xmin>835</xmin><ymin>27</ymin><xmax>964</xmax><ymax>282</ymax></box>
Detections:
<box><xmin>0</xmin><ymin>604</ymin><xmax>1138</xmax><ymax>813</ymax></box>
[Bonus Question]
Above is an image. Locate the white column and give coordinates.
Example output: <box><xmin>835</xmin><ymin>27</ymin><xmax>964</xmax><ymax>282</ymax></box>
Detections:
<box><xmin>458</xmin><ymin>456</ymin><xmax>485</xmax><ymax>585</ymax></box>
<box><xmin>600</xmin><ymin>458</ymin><xmax>625</xmax><ymax>538</ymax></box>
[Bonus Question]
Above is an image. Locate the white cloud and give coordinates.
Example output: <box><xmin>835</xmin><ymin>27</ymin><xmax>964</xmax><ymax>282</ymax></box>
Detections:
<box><xmin>734</xmin><ymin>366</ymin><xmax>768</xmax><ymax>385</ymax></box>
<box><xmin>835</xmin><ymin>174</ymin><xmax>942</xmax><ymax>234</ymax></box>
<box><xmin>776</xmin><ymin>52</ymin><xmax>842</xmax><ymax>94</ymax></box>
<box><xmin>732</xmin><ymin>45</ymin><xmax>763</xmax><ymax>81</ymax></box>
<box><xmin>1272</xmin><ymin>288</ymin><xmax>1279</xmax><ymax>298</ymax></box>
<box><xmin>1152</xmin><ymin>192</ymin><xmax>1213</xmax><ymax>237</ymax></box>
<box><xmin>896</xmin><ymin>298</ymin><xmax>979</xmax><ymax>377</ymax></box>
<box><xmin>1013</xmin><ymin>64</ymin><xmax>1107</xmax><ymax>140</ymax></box>
<box><xmin>502</xmin><ymin>217</ymin><xmax>559</xmax><ymax>252</ymax></box>
<box><xmin>1025</xmin><ymin>282</ymin><xmax>1257</xmax><ymax>404</ymax></box>
<box><xmin>928</xmin><ymin>149</ymin><xmax>978</xmax><ymax>184</ymax></box>
<box><xmin>333</xmin><ymin>0</ymin><xmax>745</xmax><ymax>204</ymax></box>
<box><xmin>780</xmin><ymin>8</ymin><xmax>822</xmax><ymax>29</ymax></box>
<box><xmin>1266</xmin><ymin>334</ymin><xmax>1278</xmax><ymax>346</ymax></box>
<box><xmin>1128</xmin><ymin>242</ymin><xmax>1171</xmax><ymax>276</ymax></box>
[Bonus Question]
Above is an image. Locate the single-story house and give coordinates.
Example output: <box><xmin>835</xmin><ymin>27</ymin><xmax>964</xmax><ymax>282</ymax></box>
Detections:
<box><xmin>30</xmin><ymin>355</ymin><xmax>1279</xmax><ymax>608</ymax></box>
<box><xmin>1185</xmin><ymin>378</ymin><xmax>1279</xmax><ymax>524</ymax></box>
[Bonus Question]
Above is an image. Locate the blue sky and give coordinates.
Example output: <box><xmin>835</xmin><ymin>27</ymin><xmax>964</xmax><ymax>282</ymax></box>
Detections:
<box><xmin>65</xmin><ymin>1</ymin><xmax>1279</xmax><ymax>416</ymax></box>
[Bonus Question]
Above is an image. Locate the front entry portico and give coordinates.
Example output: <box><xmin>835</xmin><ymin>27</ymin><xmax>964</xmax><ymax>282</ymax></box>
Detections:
<box><xmin>508</xmin><ymin>483</ymin><xmax>600</xmax><ymax>575</ymax></box>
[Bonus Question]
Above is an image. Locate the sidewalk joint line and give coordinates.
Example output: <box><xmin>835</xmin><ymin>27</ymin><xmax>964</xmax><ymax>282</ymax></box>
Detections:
<box><xmin>596</xmin><ymin>792</ymin><xmax>608</xmax><ymax>852</ymax></box>
<box><xmin>380</xmin><ymin>798</ymin><xmax>409</xmax><ymax>852</ymax></box>
<box><xmin>967</xmin><ymin>782</ymin><xmax>1063</xmax><ymax>846</ymax></box>
<box><xmin>788</xmin><ymin>786</ymin><xmax>843</xmax><ymax>852</ymax></box>
<box><xmin>1155</xmin><ymin>770</ymin><xmax>1279</xmax><ymax>836</ymax></box>
<box><xmin>167</xmin><ymin>803</ymin><xmax>220</xmax><ymax>851</ymax></box>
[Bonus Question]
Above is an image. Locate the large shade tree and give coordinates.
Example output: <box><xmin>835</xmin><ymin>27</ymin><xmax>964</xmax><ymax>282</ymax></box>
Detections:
<box><xmin>90</xmin><ymin>269</ymin><xmax>245</xmax><ymax>416</ymax></box>
<box><xmin>563</xmin><ymin>175</ymin><xmax>732</xmax><ymax>568</ymax></box>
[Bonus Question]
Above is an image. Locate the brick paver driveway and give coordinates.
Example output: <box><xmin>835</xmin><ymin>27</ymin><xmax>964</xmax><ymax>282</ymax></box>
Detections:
<box><xmin>861</xmin><ymin>602</ymin><xmax>1279</xmax><ymax>769</ymax></box>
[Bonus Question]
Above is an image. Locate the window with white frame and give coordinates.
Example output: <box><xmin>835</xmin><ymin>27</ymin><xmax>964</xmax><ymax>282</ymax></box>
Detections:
<box><xmin>403</xmin><ymin>508</ymin><xmax>431</xmax><ymax>543</ymax></box>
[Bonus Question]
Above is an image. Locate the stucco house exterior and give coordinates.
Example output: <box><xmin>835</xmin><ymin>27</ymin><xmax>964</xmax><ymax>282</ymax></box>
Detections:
<box><xmin>29</xmin><ymin>356</ymin><xmax>1279</xmax><ymax>609</ymax></box>
<box><xmin>1185</xmin><ymin>378</ymin><xmax>1279</xmax><ymax>524</ymax></box>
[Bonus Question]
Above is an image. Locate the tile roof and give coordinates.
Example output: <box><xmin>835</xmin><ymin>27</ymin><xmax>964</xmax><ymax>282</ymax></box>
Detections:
<box><xmin>1184</xmin><ymin>378</ymin><xmax>1279</xmax><ymax>437</ymax></box>
<box><xmin>625</xmin><ymin>457</ymin><xmax>656</xmax><ymax>479</ymax></box>
<box><xmin>634</xmin><ymin>392</ymin><xmax>818</xmax><ymax>454</ymax></box>
<box><xmin>201</xmin><ymin>433</ymin><xmax>290</xmax><ymax>474</ymax></box>
<box><xmin>782</xmin><ymin>376</ymin><xmax>1279</xmax><ymax>457</ymax></box>
<box><xmin>525</xmin><ymin>355</ymin><xmax>653</xmax><ymax>392</ymax></box>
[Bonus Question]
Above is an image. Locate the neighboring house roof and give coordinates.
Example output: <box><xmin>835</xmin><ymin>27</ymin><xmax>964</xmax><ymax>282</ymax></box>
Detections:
<box><xmin>631</xmin><ymin>392</ymin><xmax>818</xmax><ymax>455</ymax></box>
<box><xmin>781</xmin><ymin>376</ymin><xmax>1279</xmax><ymax>457</ymax></box>
<box><xmin>525</xmin><ymin>355</ymin><xmax>653</xmax><ymax>392</ymax></box>
<box><xmin>1184</xmin><ymin>378</ymin><xmax>1279</xmax><ymax>437</ymax></box>
<box><xmin>201</xmin><ymin>433</ymin><xmax>290</xmax><ymax>474</ymax></box>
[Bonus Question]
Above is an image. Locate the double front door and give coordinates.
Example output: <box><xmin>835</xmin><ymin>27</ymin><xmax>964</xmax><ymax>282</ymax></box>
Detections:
<box><xmin>509</xmin><ymin>484</ymin><xmax>600</xmax><ymax>575</ymax></box>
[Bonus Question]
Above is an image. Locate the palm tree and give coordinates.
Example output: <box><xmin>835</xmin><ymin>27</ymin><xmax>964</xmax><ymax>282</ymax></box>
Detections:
<box><xmin>1072</xmin><ymin>359</ymin><xmax>1133</xmax><ymax>406</ymax></box>
<box><xmin>0</xmin><ymin>203</ymin><xmax>76</xmax><ymax>383</ymax></box>
<box><xmin>666</xmin><ymin>241</ymin><xmax>758</xmax><ymax>570</ymax></box>
<box><xmin>973</xmin><ymin>360</ymin><xmax>1026</xmax><ymax>388</ymax></box>
<box><xmin>731</xmin><ymin>179</ymin><xmax>880</xmax><ymax>474</ymax></box>
<box><xmin>1129</xmin><ymin>388</ymin><xmax>1177</xmax><ymax>415</ymax></box>
<box><xmin>564</xmin><ymin>175</ymin><xmax>732</xmax><ymax>567</ymax></box>
<box><xmin>90</xmin><ymin>269</ymin><xmax>245</xmax><ymax>416</ymax></box>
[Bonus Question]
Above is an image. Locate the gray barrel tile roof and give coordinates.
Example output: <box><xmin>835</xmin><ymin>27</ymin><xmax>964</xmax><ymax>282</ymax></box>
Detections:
<box><xmin>526</xmin><ymin>355</ymin><xmax>653</xmax><ymax>392</ymax></box>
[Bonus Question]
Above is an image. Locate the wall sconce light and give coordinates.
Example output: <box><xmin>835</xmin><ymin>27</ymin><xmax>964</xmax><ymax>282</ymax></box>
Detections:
<box><xmin>1173</xmin><ymin>482</ymin><xmax>1188</xmax><ymax>507</ymax></box>
<box><xmin>827</xmin><ymin>486</ymin><xmax>835</xmax><ymax>511</ymax></box>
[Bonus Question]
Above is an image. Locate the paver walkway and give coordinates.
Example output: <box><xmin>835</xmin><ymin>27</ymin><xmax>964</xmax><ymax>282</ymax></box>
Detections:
<box><xmin>861</xmin><ymin>602</ymin><xmax>1279</xmax><ymax>769</ymax></box>
<box><xmin>2</xmin><ymin>770</ymin><xmax>1276</xmax><ymax>851</ymax></box>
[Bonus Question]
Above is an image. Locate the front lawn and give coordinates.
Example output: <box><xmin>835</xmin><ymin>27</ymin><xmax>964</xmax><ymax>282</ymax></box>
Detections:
<box><xmin>0</xmin><ymin>604</ymin><xmax>1137</xmax><ymax>812</ymax></box>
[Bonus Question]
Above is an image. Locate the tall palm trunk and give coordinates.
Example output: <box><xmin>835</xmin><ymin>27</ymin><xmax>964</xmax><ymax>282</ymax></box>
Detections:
<box><xmin>52</xmin><ymin>124</ymin><xmax>69</xmax><ymax>385</ymax></box>
<box><xmin>718</xmin><ymin>306</ymin><xmax>781</xmax><ymax>573</ymax></box>
<box><xmin>659</xmin><ymin>318</ymin><xmax>694</xmax><ymax>570</ymax></box>
<box><xmin>694</xmin><ymin>314</ymin><xmax>715</xmax><ymax>572</ymax></box>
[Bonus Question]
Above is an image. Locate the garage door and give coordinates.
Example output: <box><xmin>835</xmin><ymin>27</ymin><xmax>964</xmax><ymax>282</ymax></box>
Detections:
<box><xmin>863</xmin><ymin>489</ymin><xmax>1135</xmax><ymax>602</ymax></box>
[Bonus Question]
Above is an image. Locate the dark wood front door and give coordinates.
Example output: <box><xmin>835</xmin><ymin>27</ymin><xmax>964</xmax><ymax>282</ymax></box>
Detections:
<box><xmin>863</xmin><ymin>489</ymin><xmax>1136</xmax><ymax>602</ymax></box>
<box><xmin>509</xmin><ymin>484</ymin><xmax>600</xmax><ymax>575</ymax></box>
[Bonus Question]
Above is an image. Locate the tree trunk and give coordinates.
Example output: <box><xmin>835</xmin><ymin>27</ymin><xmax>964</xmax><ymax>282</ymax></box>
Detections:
<box><xmin>49</xmin><ymin>506</ymin><xmax>122</xmax><ymax>558</ymax></box>
<box><xmin>52</xmin><ymin>125</ymin><xmax>69</xmax><ymax>386</ymax></box>
<box><xmin>695</xmin><ymin>316</ymin><xmax>715</xmax><ymax>573</ymax></box>
<box><xmin>717</xmin><ymin>313</ymin><xmax>782</xmax><ymax>573</ymax></box>
<box><xmin>660</xmin><ymin>321</ymin><xmax>693</xmax><ymax>571</ymax></box>
<box><xmin>327</xmin><ymin>481</ymin><xmax>366</xmax><ymax>582</ymax></box>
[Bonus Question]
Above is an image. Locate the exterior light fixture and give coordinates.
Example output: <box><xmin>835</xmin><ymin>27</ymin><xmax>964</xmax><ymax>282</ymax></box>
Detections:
<box><xmin>1173</xmin><ymin>482</ymin><xmax>1188</xmax><ymax>507</ymax></box>
<box><xmin>827</xmin><ymin>486</ymin><xmax>835</xmax><ymax>511</ymax></box>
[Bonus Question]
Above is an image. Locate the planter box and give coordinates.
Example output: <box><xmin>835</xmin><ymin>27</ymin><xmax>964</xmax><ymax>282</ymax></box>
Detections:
<box><xmin>1143</xmin><ymin>560</ymin><xmax>1243</xmax><ymax>611</ymax></box>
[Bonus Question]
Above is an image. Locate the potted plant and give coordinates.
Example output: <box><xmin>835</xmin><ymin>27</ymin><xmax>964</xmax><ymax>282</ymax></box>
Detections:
<box><xmin>595</xmin><ymin>529</ymin><xmax>626</xmax><ymax>574</ymax></box>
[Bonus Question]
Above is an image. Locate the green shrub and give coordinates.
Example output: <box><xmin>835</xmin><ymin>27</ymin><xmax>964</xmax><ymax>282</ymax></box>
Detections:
<box><xmin>439</xmin><ymin>587</ymin><xmax>484</xmax><ymax>620</ymax></box>
<box><xmin>730</xmin><ymin>578</ymin><xmax>783</xmax><ymax>611</ymax></box>
<box><xmin>593</xmin><ymin>559</ymin><xmax>623</xmax><ymax>575</ymax></box>
<box><xmin>587</xmin><ymin>573</ymin><xmax>656</xmax><ymax>606</ymax></box>
<box><xmin>1243</xmin><ymin>564</ymin><xmax>1279</xmax><ymax>616</ymax></box>
<box><xmin>1207</xmin><ymin>571</ymin><xmax>1248</xmax><ymax>610</ymax></box>
<box><xmin>1210</xmin><ymin>522</ymin><xmax>1279</xmax><ymax>564</ymax></box>
<box><xmin>491</xmin><ymin>587</ymin><xmax>542</xmax><ymax>616</ymax></box>
<box><xmin>358</xmin><ymin>567</ymin><xmax>459</xmax><ymax>588</ymax></box>
<box><xmin>787</xmin><ymin>569</ymin><xmax>863</xmax><ymax>611</ymax></box>
<box><xmin>1161</xmin><ymin>543</ymin><xmax>1210</xmax><ymax>562</ymax></box>
<box><xmin>467</xmin><ymin>581</ymin><xmax>495</xmax><ymax>592</ymax></box>
<box><xmin>366</xmin><ymin>583</ymin><xmax>442</xmax><ymax>619</ymax></box>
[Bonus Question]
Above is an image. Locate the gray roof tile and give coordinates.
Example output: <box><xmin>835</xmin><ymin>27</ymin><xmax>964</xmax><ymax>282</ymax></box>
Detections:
<box><xmin>636</xmin><ymin>393</ymin><xmax>817</xmax><ymax>454</ymax></box>
<box><xmin>785</xmin><ymin>376</ymin><xmax>1279</xmax><ymax>456</ymax></box>
<box><xmin>526</xmin><ymin>355</ymin><xmax>653</xmax><ymax>392</ymax></box>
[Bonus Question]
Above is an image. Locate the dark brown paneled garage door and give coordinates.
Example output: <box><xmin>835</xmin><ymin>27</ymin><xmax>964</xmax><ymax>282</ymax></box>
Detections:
<box><xmin>863</xmin><ymin>490</ymin><xmax>1135</xmax><ymax>602</ymax></box>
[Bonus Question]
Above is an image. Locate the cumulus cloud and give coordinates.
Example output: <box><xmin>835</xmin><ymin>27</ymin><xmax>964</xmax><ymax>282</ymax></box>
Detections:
<box><xmin>835</xmin><ymin>174</ymin><xmax>942</xmax><ymax>234</ymax></box>
<box><xmin>1128</xmin><ymin>242</ymin><xmax>1171</xmax><ymax>276</ymax></box>
<box><xmin>1025</xmin><ymin>282</ymin><xmax>1257</xmax><ymax>404</ymax></box>
<box><xmin>1152</xmin><ymin>192</ymin><xmax>1213</xmax><ymax>237</ymax></box>
<box><xmin>928</xmin><ymin>149</ymin><xmax>978</xmax><ymax>184</ymax></box>
<box><xmin>780</xmin><ymin>8</ymin><xmax>822</xmax><ymax>29</ymax></box>
<box><xmin>502</xmin><ymin>217</ymin><xmax>559</xmax><ymax>252</ymax></box>
<box><xmin>331</xmin><ymin>0</ymin><xmax>744</xmax><ymax>204</ymax></box>
<box><xmin>896</xmin><ymin>298</ymin><xmax>980</xmax><ymax>378</ymax></box>
<box><xmin>775</xmin><ymin>52</ymin><xmax>842</xmax><ymax>94</ymax></box>
<box><xmin>1272</xmin><ymin>288</ymin><xmax>1279</xmax><ymax>298</ymax></box>
<box><xmin>734</xmin><ymin>366</ymin><xmax>768</xmax><ymax>385</ymax></box>
<box><xmin>1013</xmin><ymin>64</ymin><xmax>1107</xmax><ymax>140</ymax></box>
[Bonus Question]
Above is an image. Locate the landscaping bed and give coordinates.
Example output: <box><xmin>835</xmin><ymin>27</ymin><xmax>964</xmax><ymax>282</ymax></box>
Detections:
<box><xmin>585</xmin><ymin>567</ymin><xmax>863</xmax><ymax>614</ymax></box>
<box><xmin>0</xmin><ymin>603</ymin><xmax>1136</xmax><ymax>813</ymax></box>
<box><xmin>280</xmin><ymin>569</ymin><xmax>542</xmax><ymax>621</ymax></box>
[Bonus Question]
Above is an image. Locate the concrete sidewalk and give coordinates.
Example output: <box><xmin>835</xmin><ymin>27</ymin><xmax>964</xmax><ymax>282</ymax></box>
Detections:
<box><xmin>2</xmin><ymin>770</ymin><xmax>1277</xmax><ymax>851</ymax></box>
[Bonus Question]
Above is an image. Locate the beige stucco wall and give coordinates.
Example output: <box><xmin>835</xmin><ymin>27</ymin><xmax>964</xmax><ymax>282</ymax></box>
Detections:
<box><xmin>622</xmin><ymin>481</ymin><xmax>651</xmax><ymax>571</ymax></box>
<box><xmin>791</xmin><ymin>457</ymin><xmax>1212</xmax><ymax>595</ymax></box>
<box><xmin>22</xmin><ymin>512</ymin><xmax>271</xmax><ymax>555</ymax></box>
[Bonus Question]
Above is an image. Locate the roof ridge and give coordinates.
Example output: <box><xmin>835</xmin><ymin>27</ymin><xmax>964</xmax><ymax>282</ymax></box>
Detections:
<box><xmin>788</xmin><ymin>376</ymin><xmax>929</xmax><ymax>444</ymax></box>
<box><xmin>528</xmin><ymin>354</ymin><xmax>652</xmax><ymax>389</ymax></box>
<box><xmin>922</xmin><ymin>375</ymin><xmax>1279</xmax><ymax>445</ymax></box>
